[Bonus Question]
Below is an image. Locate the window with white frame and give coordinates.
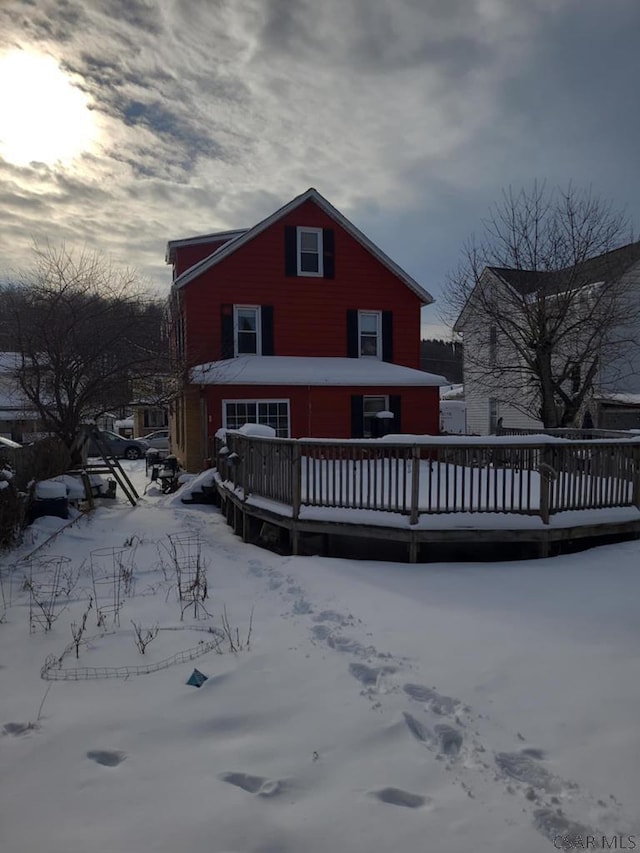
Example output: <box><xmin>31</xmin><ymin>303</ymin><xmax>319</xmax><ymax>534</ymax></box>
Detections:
<box><xmin>234</xmin><ymin>306</ymin><xmax>261</xmax><ymax>355</ymax></box>
<box><xmin>488</xmin><ymin>398</ymin><xmax>499</xmax><ymax>433</ymax></box>
<box><xmin>297</xmin><ymin>227</ymin><xmax>323</xmax><ymax>276</ymax></box>
<box><xmin>362</xmin><ymin>395</ymin><xmax>389</xmax><ymax>438</ymax></box>
<box><xmin>359</xmin><ymin>311</ymin><xmax>382</xmax><ymax>358</ymax></box>
<box><xmin>223</xmin><ymin>399</ymin><xmax>290</xmax><ymax>437</ymax></box>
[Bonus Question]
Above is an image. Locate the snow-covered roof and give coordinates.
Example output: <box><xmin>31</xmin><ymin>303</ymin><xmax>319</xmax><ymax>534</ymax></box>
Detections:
<box><xmin>191</xmin><ymin>356</ymin><xmax>447</xmax><ymax>387</ymax></box>
<box><xmin>171</xmin><ymin>188</ymin><xmax>434</xmax><ymax>305</ymax></box>
<box><xmin>597</xmin><ymin>392</ymin><xmax>640</xmax><ymax>406</ymax></box>
<box><xmin>440</xmin><ymin>384</ymin><xmax>464</xmax><ymax>400</ymax></box>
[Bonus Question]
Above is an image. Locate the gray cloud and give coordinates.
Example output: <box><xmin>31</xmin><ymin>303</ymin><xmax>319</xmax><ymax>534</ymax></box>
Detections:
<box><xmin>0</xmin><ymin>0</ymin><xmax>638</xmax><ymax>325</ymax></box>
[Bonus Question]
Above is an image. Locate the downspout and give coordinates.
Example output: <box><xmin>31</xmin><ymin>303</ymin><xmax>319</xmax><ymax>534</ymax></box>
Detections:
<box><xmin>199</xmin><ymin>385</ymin><xmax>207</xmax><ymax>468</ymax></box>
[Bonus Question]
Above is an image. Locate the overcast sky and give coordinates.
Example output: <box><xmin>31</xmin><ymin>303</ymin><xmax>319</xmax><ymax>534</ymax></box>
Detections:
<box><xmin>0</xmin><ymin>0</ymin><xmax>639</xmax><ymax>337</ymax></box>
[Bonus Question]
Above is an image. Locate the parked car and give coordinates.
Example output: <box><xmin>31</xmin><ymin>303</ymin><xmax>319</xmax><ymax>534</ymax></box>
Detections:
<box><xmin>88</xmin><ymin>430</ymin><xmax>149</xmax><ymax>460</ymax></box>
<box><xmin>138</xmin><ymin>429</ymin><xmax>169</xmax><ymax>451</ymax></box>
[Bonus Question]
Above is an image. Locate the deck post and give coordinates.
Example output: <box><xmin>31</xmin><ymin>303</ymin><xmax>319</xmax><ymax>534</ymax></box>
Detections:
<box><xmin>633</xmin><ymin>446</ymin><xmax>640</xmax><ymax>509</ymax></box>
<box><xmin>539</xmin><ymin>445</ymin><xmax>552</xmax><ymax>525</ymax></box>
<box><xmin>292</xmin><ymin>442</ymin><xmax>301</xmax><ymax>520</ymax></box>
<box><xmin>410</xmin><ymin>445</ymin><xmax>420</xmax><ymax>525</ymax></box>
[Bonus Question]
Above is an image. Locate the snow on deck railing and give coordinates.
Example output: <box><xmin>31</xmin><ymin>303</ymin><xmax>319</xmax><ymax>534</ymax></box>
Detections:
<box><xmin>213</xmin><ymin>434</ymin><xmax>640</xmax><ymax>526</ymax></box>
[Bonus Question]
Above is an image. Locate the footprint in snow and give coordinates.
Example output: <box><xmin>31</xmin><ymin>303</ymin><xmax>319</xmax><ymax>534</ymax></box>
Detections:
<box><xmin>86</xmin><ymin>749</ymin><xmax>126</xmax><ymax>767</ymax></box>
<box><xmin>495</xmin><ymin>752</ymin><xmax>560</xmax><ymax>793</ymax></box>
<box><xmin>533</xmin><ymin>808</ymin><xmax>594</xmax><ymax>849</ymax></box>
<box><xmin>313</xmin><ymin>610</ymin><xmax>350</xmax><ymax>626</ymax></box>
<box><xmin>220</xmin><ymin>772</ymin><xmax>284</xmax><ymax>798</ymax></box>
<box><xmin>403</xmin><ymin>712</ymin><xmax>463</xmax><ymax>756</ymax></box>
<box><xmin>403</xmin><ymin>682</ymin><xmax>460</xmax><ymax>716</ymax></box>
<box><xmin>326</xmin><ymin>635</ymin><xmax>374</xmax><ymax>656</ymax></box>
<box><xmin>370</xmin><ymin>787</ymin><xmax>428</xmax><ymax>809</ymax></box>
<box><xmin>3</xmin><ymin>721</ymin><xmax>39</xmax><ymax>736</ymax></box>
<box><xmin>349</xmin><ymin>662</ymin><xmax>396</xmax><ymax>687</ymax></box>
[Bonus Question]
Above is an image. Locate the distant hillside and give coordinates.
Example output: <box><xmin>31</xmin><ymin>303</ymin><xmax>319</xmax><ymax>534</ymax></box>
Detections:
<box><xmin>420</xmin><ymin>338</ymin><xmax>463</xmax><ymax>383</ymax></box>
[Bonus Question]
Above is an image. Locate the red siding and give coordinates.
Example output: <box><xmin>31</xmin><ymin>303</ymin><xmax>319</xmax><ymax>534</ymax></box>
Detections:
<box><xmin>173</xmin><ymin>237</ymin><xmax>238</xmax><ymax>278</ymax></box>
<box><xmin>181</xmin><ymin>199</ymin><xmax>423</xmax><ymax>369</ymax></box>
<box><xmin>205</xmin><ymin>385</ymin><xmax>439</xmax><ymax>440</ymax></box>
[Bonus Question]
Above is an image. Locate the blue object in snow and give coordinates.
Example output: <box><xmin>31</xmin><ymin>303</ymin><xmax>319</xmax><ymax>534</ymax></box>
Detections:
<box><xmin>187</xmin><ymin>668</ymin><xmax>208</xmax><ymax>688</ymax></box>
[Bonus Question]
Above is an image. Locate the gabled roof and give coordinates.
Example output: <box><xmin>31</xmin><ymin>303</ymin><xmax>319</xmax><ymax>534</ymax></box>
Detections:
<box><xmin>454</xmin><ymin>241</ymin><xmax>640</xmax><ymax>331</ymax></box>
<box><xmin>165</xmin><ymin>229</ymin><xmax>248</xmax><ymax>264</ymax></box>
<box><xmin>170</xmin><ymin>188</ymin><xmax>434</xmax><ymax>304</ymax></box>
<box><xmin>489</xmin><ymin>241</ymin><xmax>640</xmax><ymax>297</ymax></box>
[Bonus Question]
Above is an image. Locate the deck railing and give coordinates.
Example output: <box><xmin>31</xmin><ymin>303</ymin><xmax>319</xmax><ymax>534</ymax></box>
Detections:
<box><xmin>213</xmin><ymin>434</ymin><xmax>640</xmax><ymax>526</ymax></box>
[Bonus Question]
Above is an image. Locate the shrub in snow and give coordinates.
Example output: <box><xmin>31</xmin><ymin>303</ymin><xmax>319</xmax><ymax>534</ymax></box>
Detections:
<box><xmin>0</xmin><ymin>460</ymin><xmax>23</xmax><ymax>549</ymax></box>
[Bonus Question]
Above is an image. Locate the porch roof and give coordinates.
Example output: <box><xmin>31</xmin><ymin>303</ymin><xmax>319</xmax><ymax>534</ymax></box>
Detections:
<box><xmin>191</xmin><ymin>356</ymin><xmax>446</xmax><ymax>387</ymax></box>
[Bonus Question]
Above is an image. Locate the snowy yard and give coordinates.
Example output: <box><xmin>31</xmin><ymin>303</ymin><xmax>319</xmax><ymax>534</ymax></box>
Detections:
<box><xmin>1</xmin><ymin>460</ymin><xmax>639</xmax><ymax>852</ymax></box>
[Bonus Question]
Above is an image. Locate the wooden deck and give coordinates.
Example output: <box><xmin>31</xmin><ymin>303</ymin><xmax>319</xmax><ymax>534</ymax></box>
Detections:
<box><xmin>211</xmin><ymin>433</ymin><xmax>640</xmax><ymax>561</ymax></box>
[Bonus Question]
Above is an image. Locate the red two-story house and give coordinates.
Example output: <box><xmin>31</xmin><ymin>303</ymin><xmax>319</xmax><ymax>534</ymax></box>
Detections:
<box><xmin>167</xmin><ymin>188</ymin><xmax>444</xmax><ymax>470</ymax></box>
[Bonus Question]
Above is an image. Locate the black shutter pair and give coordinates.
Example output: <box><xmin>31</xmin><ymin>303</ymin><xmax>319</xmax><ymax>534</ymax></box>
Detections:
<box><xmin>350</xmin><ymin>394</ymin><xmax>402</xmax><ymax>438</ymax></box>
<box><xmin>285</xmin><ymin>226</ymin><xmax>335</xmax><ymax>278</ymax></box>
<box><xmin>220</xmin><ymin>305</ymin><xmax>275</xmax><ymax>358</ymax></box>
<box><xmin>346</xmin><ymin>310</ymin><xmax>393</xmax><ymax>361</ymax></box>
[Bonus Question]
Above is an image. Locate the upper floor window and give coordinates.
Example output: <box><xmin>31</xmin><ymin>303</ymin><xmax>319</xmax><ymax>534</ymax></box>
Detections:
<box><xmin>234</xmin><ymin>306</ymin><xmax>261</xmax><ymax>355</ymax></box>
<box><xmin>297</xmin><ymin>227</ymin><xmax>324</xmax><ymax>277</ymax></box>
<box><xmin>358</xmin><ymin>311</ymin><xmax>382</xmax><ymax>358</ymax></box>
<box><xmin>489</xmin><ymin>324</ymin><xmax>497</xmax><ymax>365</ymax></box>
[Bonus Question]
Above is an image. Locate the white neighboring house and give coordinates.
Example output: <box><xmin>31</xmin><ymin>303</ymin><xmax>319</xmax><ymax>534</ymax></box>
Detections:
<box><xmin>454</xmin><ymin>243</ymin><xmax>640</xmax><ymax>434</ymax></box>
<box><xmin>0</xmin><ymin>352</ymin><xmax>40</xmax><ymax>442</ymax></box>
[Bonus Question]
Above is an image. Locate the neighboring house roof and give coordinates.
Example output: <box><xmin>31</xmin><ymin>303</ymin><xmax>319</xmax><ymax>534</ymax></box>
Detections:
<box><xmin>488</xmin><ymin>241</ymin><xmax>640</xmax><ymax>297</ymax></box>
<box><xmin>165</xmin><ymin>229</ymin><xmax>248</xmax><ymax>264</ymax></box>
<box><xmin>170</xmin><ymin>187</ymin><xmax>434</xmax><ymax>304</ymax></box>
<box><xmin>191</xmin><ymin>356</ymin><xmax>446</xmax><ymax>387</ymax></box>
<box><xmin>454</xmin><ymin>241</ymin><xmax>640</xmax><ymax>331</ymax></box>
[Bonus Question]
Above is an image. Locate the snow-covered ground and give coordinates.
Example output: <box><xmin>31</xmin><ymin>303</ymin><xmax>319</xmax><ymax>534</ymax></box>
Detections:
<box><xmin>1</xmin><ymin>460</ymin><xmax>639</xmax><ymax>853</ymax></box>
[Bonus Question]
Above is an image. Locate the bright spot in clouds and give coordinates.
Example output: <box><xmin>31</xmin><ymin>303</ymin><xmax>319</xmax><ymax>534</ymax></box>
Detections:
<box><xmin>0</xmin><ymin>50</ymin><xmax>97</xmax><ymax>167</ymax></box>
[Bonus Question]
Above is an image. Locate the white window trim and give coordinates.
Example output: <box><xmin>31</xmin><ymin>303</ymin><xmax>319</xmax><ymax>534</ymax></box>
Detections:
<box><xmin>358</xmin><ymin>310</ymin><xmax>382</xmax><ymax>359</ymax></box>
<box><xmin>233</xmin><ymin>305</ymin><xmax>262</xmax><ymax>356</ymax></box>
<box><xmin>296</xmin><ymin>226</ymin><xmax>323</xmax><ymax>277</ymax></box>
<box><xmin>222</xmin><ymin>399</ymin><xmax>291</xmax><ymax>437</ymax></box>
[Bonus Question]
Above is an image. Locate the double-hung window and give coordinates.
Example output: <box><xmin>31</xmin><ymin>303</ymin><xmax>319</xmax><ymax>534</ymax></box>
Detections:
<box><xmin>297</xmin><ymin>227</ymin><xmax>323</xmax><ymax>276</ymax></box>
<box><xmin>358</xmin><ymin>311</ymin><xmax>382</xmax><ymax>358</ymax></box>
<box><xmin>234</xmin><ymin>306</ymin><xmax>261</xmax><ymax>355</ymax></box>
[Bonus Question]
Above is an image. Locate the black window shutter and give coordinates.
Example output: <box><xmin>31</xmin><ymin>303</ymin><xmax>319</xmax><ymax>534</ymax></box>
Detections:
<box><xmin>284</xmin><ymin>226</ymin><xmax>297</xmax><ymax>276</ymax></box>
<box><xmin>382</xmin><ymin>311</ymin><xmax>393</xmax><ymax>362</ymax></box>
<box><xmin>389</xmin><ymin>395</ymin><xmax>402</xmax><ymax>433</ymax></box>
<box><xmin>351</xmin><ymin>395</ymin><xmax>364</xmax><ymax>438</ymax></box>
<box><xmin>323</xmin><ymin>228</ymin><xmax>335</xmax><ymax>279</ymax></box>
<box><xmin>261</xmin><ymin>305</ymin><xmax>274</xmax><ymax>355</ymax></box>
<box><xmin>346</xmin><ymin>309</ymin><xmax>358</xmax><ymax>358</ymax></box>
<box><xmin>221</xmin><ymin>304</ymin><xmax>234</xmax><ymax>358</ymax></box>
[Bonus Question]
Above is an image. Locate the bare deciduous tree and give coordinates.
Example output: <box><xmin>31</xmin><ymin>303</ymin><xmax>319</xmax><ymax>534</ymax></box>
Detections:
<box><xmin>446</xmin><ymin>183</ymin><xmax>640</xmax><ymax>428</ymax></box>
<box><xmin>2</xmin><ymin>243</ymin><xmax>167</xmax><ymax>461</ymax></box>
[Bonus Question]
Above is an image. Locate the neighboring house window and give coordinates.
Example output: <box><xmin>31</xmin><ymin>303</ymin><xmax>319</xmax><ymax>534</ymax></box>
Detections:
<box><xmin>143</xmin><ymin>408</ymin><xmax>168</xmax><ymax>428</ymax></box>
<box><xmin>488</xmin><ymin>398</ymin><xmax>499</xmax><ymax>433</ymax></box>
<box><xmin>223</xmin><ymin>399</ymin><xmax>290</xmax><ymax>437</ymax></box>
<box><xmin>234</xmin><ymin>306</ymin><xmax>261</xmax><ymax>355</ymax></box>
<box><xmin>359</xmin><ymin>311</ymin><xmax>382</xmax><ymax>358</ymax></box>
<box><xmin>297</xmin><ymin>227</ymin><xmax>323</xmax><ymax>276</ymax></box>
<box><xmin>489</xmin><ymin>325</ymin><xmax>497</xmax><ymax>365</ymax></box>
<box><xmin>362</xmin><ymin>395</ymin><xmax>388</xmax><ymax>438</ymax></box>
<box><xmin>570</xmin><ymin>363</ymin><xmax>581</xmax><ymax>395</ymax></box>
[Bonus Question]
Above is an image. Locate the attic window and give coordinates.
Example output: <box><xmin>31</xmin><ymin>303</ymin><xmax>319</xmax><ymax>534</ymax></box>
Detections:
<box><xmin>297</xmin><ymin>227</ymin><xmax>323</xmax><ymax>277</ymax></box>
